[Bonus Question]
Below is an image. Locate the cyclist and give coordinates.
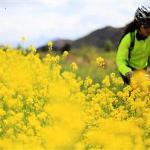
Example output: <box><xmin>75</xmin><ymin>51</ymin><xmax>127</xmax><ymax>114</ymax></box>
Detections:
<box><xmin>116</xmin><ymin>6</ymin><xmax>150</xmax><ymax>84</ymax></box>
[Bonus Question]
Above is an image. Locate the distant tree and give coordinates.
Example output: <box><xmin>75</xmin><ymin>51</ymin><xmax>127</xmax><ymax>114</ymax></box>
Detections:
<box><xmin>104</xmin><ymin>40</ymin><xmax>113</xmax><ymax>51</ymax></box>
<box><xmin>60</xmin><ymin>43</ymin><xmax>71</xmax><ymax>53</ymax></box>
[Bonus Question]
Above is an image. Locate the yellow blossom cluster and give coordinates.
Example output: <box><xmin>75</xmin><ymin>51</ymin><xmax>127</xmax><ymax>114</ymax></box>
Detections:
<box><xmin>96</xmin><ymin>56</ymin><xmax>105</xmax><ymax>68</ymax></box>
<box><xmin>0</xmin><ymin>47</ymin><xmax>84</xmax><ymax>149</ymax></box>
<box><xmin>62</xmin><ymin>51</ymin><xmax>69</xmax><ymax>58</ymax></box>
<box><xmin>0</xmin><ymin>46</ymin><xmax>149</xmax><ymax>150</ymax></box>
<box><xmin>81</xmin><ymin>71</ymin><xmax>150</xmax><ymax>149</ymax></box>
<box><xmin>70</xmin><ymin>62</ymin><xmax>78</xmax><ymax>72</ymax></box>
<box><xmin>131</xmin><ymin>70</ymin><xmax>150</xmax><ymax>92</ymax></box>
<box><xmin>28</xmin><ymin>45</ymin><xmax>36</xmax><ymax>53</ymax></box>
<box><xmin>47</xmin><ymin>41</ymin><xmax>53</xmax><ymax>52</ymax></box>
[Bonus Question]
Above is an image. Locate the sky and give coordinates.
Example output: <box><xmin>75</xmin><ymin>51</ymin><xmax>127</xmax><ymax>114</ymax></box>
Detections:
<box><xmin>0</xmin><ymin>0</ymin><xmax>149</xmax><ymax>48</ymax></box>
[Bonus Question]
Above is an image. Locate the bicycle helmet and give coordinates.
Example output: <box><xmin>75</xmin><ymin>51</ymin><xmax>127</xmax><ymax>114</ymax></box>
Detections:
<box><xmin>134</xmin><ymin>6</ymin><xmax>150</xmax><ymax>28</ymax></box>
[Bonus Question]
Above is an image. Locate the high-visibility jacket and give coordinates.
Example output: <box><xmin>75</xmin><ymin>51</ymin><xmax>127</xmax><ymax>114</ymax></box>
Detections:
<box><xmin>116</xmin><ymin>30</ymin><xmax>150</xmax><ymax>76</ymax></box>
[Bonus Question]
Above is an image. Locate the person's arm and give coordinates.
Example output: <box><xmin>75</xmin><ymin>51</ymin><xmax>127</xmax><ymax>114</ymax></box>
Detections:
<box><xmin>116</xmin><ymin>33</ymin><xmax>132</xmax><ymax>76</ymax></box>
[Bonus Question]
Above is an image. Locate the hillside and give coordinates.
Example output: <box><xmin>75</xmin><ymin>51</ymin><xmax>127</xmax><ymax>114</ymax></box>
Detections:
<box><xmin>37</xmin><ymin>26</ymin><xmax>125</xmax><ymax>52</ymax></box>
<box><xmin>72</xmin><ymin>26</ymin><xmax>124</xmax><ymax>50</ymax></box>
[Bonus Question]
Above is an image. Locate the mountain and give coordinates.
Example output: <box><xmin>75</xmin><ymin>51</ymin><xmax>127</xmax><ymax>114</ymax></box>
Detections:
<box><xmin>52</xmin><ymin>39</ymin><xmax>73</xmax><ymax>52</ymax></box>
<box><xmin>37</xmin><ymin>26</ymin><xmax>125</xmax><ymax>52</ymax></box>
<box><xmin>72</xmin><ymin>26</ymin><xmax>125</xmax><ymax>50</ymax></box>
<box><xmin>37</xmin><ymin>39</ymin><xmax>73</xmax><ymax>53</ymax></box>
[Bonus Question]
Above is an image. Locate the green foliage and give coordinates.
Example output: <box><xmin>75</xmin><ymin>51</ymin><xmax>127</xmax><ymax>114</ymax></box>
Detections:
<box><xmin>104</xmin><ymin>40</ymin><xmax>113</xmax><ymax>51</ymax></box>
<box><xmin>60</xmin><ymin>46</ymin><xmax>118</xmax><ymax>83</ymax></box>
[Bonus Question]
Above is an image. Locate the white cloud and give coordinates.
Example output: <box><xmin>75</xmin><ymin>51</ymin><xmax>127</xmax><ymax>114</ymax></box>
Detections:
<box><xmin>0</xmin><ymin>0</ymin><xmax>149</xmax><ymax>47</ymax></box>
<box><xmin>37</xmin><ymin>0</ymin><xmax>69</xmax><ymax>6</ymax></box>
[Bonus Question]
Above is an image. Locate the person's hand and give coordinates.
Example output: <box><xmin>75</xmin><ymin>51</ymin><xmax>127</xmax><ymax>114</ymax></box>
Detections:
<box><xmin>125</xmin><ymin>71</ymin><xmax>133</xmax><ymax>81</ymax></box>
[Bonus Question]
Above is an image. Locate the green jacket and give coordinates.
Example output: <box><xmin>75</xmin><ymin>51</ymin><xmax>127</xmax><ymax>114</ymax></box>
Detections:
<box><xmin>116</xmin><ymin>30</ymin><xmax>150</xmax><ymax>76</ymax></box>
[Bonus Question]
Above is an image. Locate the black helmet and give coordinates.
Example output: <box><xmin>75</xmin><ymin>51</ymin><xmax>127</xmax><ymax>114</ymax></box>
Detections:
<box><xmin>134</xmin><ymin>6</ymin><xmax>150</xmax><ymax>28</ymax></box>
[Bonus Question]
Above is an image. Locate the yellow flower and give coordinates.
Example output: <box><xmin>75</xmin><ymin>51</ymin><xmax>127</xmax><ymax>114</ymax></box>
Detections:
<box><xmin>131</xmin><ymin>70</ymin><xmax>150</xmax><ymax>92</ymax></box>
<box><xmin>96</xmin><ymin>56</ymin><xmax>105</xmax><ymax>68</ymax></box>
<box><xmin>29</xmin><ymin>45</ymin><xmax>36</xmax><ymax>53</ymax></box>
<box><xmin>71</xmin><ymin>62</ymin><xmax>78</xmax><ymax>71</ymax></box>
<box><xmin>0</xmin><ymin>43</ymin><xmax>149</xmax><ymax>149</ymax></box>
<box><xmin>48</xmin><ymin>41</ymin><xmax>53</xmax><ymax>51</ymax></box>
<box><xmin>62</xmin><ymin>51</ymin><xmax>69</xmax><ymax>58</ymax></box>
<box><xmin>102</xmin><ymin>75</ymin><xmax>110</xmax><ymax>87</ymax></box>
<box><xmin>0</xmin><ymin>109</ymin><xmax>6</xmax><ymax>116</ymax></box>
<box><xmin>84</xmin><ymin>76</ymin><xmax>93</xmax><ymax>87</ymax></box>
<box><xmin>7</xmin><ymin>99</ymin><xmax>16</xmax><ymax>108</ymax></box>
<box><xmin>38</xmin><ymin>112</ymin><xmax>47</xmax><ymax>121</ymax></box>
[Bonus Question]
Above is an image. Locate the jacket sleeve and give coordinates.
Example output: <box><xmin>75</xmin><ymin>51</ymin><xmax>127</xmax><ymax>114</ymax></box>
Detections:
<box><xmin>116</xmin><ymin>33</ymin><xmax>132</xmax><ymax>76</ymax></box>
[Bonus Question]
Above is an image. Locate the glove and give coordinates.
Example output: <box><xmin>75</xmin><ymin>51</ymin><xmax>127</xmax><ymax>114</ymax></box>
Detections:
<box><xmin>125</xmin><ymin>71</ymin><xmax>133</xmax><ymax>80</ymax></box>
<box><xmin>124</xmin><ymin>71</ymin><xmax>133</xmax><ymax>84</ymax></box>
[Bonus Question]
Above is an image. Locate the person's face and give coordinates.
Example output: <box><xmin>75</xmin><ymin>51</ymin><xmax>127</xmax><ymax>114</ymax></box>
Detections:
<box><xmin>139</xmin><ymin>25</ymin><xmax>150</xmax><ymax>37</ymax></box>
